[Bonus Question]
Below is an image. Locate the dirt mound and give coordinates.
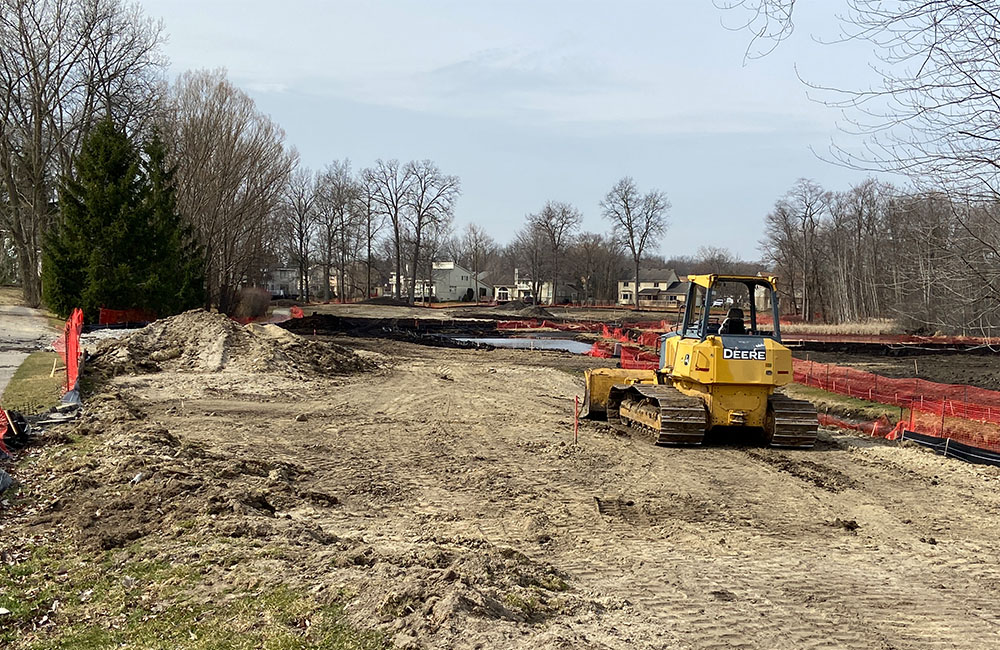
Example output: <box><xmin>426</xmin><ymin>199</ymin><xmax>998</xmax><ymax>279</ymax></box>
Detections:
<box><xmin>362</xmin><ymin>296</ymin><xmax>413</xmax><ymax>307</ymax></box>
<box><xmin>89</xmin><ymin>309</ymin><xmax>371</xmax><ymax>377</ymax></box>
<box><xmin>485</xmin><ymin>301</ymin><xmax>557</xmax><ymax>320</ymax></box>
<box><xmin>518</xmin><ymin>305</ymin><xmax>556</xmax><ymax>319</ymax></box>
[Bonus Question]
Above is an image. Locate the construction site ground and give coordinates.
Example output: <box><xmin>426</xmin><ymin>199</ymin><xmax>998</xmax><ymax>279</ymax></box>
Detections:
<box><xmin>802</xmin><ymin>350</ymin><xmax>1000</xmax><ymax>392</ymax></box>
<box><xmin>6</xmin><ymin>314</ymin><xmax>1000</xmax><ymax>649</ymax></box>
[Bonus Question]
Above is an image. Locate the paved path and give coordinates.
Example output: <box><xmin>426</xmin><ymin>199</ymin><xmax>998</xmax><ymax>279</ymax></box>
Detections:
<box><xmin>0</xmin><ymin>304</ymin><xmax>55</xmax><ymax>399</ymax></box>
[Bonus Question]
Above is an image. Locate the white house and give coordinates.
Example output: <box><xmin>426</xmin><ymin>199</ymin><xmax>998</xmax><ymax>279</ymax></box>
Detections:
<box><xmin>264</xmin><ymin>268</ymin><xmax>299</xmax><ymax>298</ymax></box>
<box><xmin>618</xmin><ymin>269</ymin><xmax>688</xmax><ymax>307</ymax></box>
<box><xmin>389</xmin><ymin>261</ymin><xmax>491</xmax><ymax>302</ymax></box>
<box><xmin>492</xmin><ymin>268</ymin><xmax>569</xmax><ymax>304</ymax></box>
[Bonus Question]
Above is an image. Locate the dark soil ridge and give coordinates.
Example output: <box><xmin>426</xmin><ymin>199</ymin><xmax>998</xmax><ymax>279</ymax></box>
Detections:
<box><xmin>282</xmin><ymin>314</ymin><xmax>499</xmax><ymax>350</ymax></box>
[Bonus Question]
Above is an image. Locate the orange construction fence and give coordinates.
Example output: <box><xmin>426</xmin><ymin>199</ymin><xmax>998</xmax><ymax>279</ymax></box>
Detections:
<box><xmin>52</xmin><ymin>308</ymin><xmax>84</xmax><ymax>397</ymax></box>
<box><xmin>98</xmin><ymin>307</ymin><xmax>156</xmax><ymax>325</ymax></box>
<box><xmin>795</xmin><ymin>359</ymin><xmax>1000</xmax><ymax>452</ymax></box>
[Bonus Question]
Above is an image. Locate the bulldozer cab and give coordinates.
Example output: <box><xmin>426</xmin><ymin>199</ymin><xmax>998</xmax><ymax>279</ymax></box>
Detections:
<box><xmin>679</xmin><ymin>275</ymin><xmax>781</xmax><ymax>342</ymax></box>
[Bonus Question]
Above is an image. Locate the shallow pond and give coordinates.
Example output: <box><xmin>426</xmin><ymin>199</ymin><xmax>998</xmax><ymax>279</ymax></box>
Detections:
<box><xmin>454</xmin><ymin>337</ymin><xmax>594</xmax><ymax>354</ymax></box>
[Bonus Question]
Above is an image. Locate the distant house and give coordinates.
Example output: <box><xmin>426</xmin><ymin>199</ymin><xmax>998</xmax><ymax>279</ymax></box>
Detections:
<box><xmin>264</xmin><ymin>268</ymin><xmax>299</xmax><ymax>298</ymax></box>
<box><xmin>491</xmin><ymin>268</ymin><xmax>576</xmax><ymax>304</ymax></box>
<box><xmin>618</xmin><ymin>269</ymin><xmax>688</xmax><ymax>307</ymax></box>
<box><xmin>389</xmin><ymin>261</ymin><xmax>491</xmax><ymax>302</ymax></box>
<box><xmin>493</xmin><ymin>268</ymin><xmax>540</xmax><ymax>303</ymax></box>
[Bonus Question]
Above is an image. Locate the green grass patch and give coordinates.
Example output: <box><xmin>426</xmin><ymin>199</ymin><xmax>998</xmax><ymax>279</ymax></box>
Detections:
<box><xmin>2</xmin><ymin>350</ymin><xmax>65</xmax><ymax>413</ymax></box>
<box><xmin>784</xmin><ymin>382</ymin><xmax>908</xmax><ymax>422</ymax></box>
<box><xmin>1</xmin><ymin>544</ymin><xmax>388</xmax><ymax>650</ymax></box>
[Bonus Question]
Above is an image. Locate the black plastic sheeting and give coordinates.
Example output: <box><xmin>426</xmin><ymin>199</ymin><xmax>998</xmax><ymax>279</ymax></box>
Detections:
<box><xmin>901</xmin><ymin>430</ymin><xmax>1000</xmax><ymax>467</ymax></box>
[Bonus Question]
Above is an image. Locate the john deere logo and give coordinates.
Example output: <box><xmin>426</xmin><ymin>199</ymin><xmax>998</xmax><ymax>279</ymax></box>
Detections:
<box><xmin>723</xmin><ymin>348</ymin><xmax>766</xmax><ymax>360</ymax></box>
<box><xmin>720</xmin><ymin>336</ymin><xmax>766</xmax><ymax>361</ymax></box>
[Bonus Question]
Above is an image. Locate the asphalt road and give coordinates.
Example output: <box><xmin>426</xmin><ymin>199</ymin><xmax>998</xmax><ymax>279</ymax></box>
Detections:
<box><xmin>0</xmin><ymin>305</ymin><xmax>54</xmax><ymax>399</ymax></box>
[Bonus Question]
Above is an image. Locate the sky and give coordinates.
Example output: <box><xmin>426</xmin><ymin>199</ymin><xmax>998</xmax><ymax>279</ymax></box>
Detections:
<box><xmin>138</xmin><ymin>0</ymin><xmax>893</xmax><ymax>260</ymax></box>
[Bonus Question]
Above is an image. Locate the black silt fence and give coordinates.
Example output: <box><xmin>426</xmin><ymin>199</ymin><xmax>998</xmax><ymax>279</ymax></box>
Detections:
<box><xmin>901</xmin><ymin>430</ymin><xmax>1000</xmax><ymax>467</ymax></box>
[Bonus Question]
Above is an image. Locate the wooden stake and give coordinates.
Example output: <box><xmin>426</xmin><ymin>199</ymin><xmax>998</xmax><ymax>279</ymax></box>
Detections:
<box><xmin>574</xmin><ymin>395</ymin><xmax>580</xmax><ymax>444</ymax></box>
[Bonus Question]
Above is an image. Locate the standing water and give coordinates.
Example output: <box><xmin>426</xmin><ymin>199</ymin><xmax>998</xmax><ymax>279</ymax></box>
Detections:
<box><xmin>454</xmin><ymin>337</ymin><xmax>594</xmax><ymax>355</ymax></box>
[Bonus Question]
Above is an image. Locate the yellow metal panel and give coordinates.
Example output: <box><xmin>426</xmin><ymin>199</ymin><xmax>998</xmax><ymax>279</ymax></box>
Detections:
<box><xmin>583</xmin><ymin>368</ymin><xmax>657</xmax><ymax>414</ymax></box>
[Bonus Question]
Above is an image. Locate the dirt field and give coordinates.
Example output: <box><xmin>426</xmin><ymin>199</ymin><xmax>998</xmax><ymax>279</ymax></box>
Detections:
<box><xmin>801</xmin><ymin>350</ymin><xmax>1000</xmax><ymax>392</ymax></box>
<box><xmin>7</xmin><ymin>322</ymin><xmax>1000</xmax><ymax>648</ymax></box>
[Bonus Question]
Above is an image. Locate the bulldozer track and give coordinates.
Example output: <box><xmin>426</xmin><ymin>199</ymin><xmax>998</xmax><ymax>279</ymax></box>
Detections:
<box><xmin>609</xmin><ymin>385</ymin><xmax>820</xmax><ymax>448</ymax></box>
<box><xmin>609</xmin><ymin>383</ymin><xmax>707</xmax><ymax>445</ymax></box>
<box><xmin>768</xmin><ymin>393</ymin><xmax>820</xmax><ymax>448</ymax></box>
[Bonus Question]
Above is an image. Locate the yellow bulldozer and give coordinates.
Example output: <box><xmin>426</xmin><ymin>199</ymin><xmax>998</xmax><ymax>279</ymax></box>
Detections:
<box><xmin>584</xmin><ymin>274</ymin><xmax>818</xmax><ymax>447</ymax></box>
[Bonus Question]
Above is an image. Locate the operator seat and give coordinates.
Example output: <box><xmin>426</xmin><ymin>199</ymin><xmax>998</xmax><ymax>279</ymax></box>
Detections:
<box><xmin>719</xmin><ymin>307</ymin><xmax>746</xmax><ymax>335</ymax></box>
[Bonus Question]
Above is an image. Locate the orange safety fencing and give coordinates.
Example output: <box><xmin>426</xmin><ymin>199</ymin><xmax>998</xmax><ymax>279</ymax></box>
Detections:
<box><xmin>795</xmin><ymin>359</ymin><xmax>1000</xmax><ymax>452</ymax></box>
<box><xmin>586</xmin><ymin>341</ymin><xmax>615</xmax><ymax>358</ymax></box>
<box><xmin>52</xmin><ymin>308</ymin><xmax>84</xmax><ymax>397</ymax></box>
<box><xmin>620</xmin><ymin>346</ymin><xmax>660</xmax><ymax>369</ymax></box>
<box><xmin>99</xmin><ymin>307</ymin><xmax>156</xmax><ymax>325</ymax></box>
<box><xmin>818</xmin><ymin>413</ymin><xmax>903</xmax><ymax>439</ymax></box>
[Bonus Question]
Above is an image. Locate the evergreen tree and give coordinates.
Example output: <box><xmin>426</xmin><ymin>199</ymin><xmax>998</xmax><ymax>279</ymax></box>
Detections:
<box><xmin>142</xmin><ymin>132</ymin><xmax>205</xmax><ymax>313</ymax></box>
<box><xmin>43</xmin><ymin>120</ymin><xmax>205</xmax><ymax>319</ymax></box>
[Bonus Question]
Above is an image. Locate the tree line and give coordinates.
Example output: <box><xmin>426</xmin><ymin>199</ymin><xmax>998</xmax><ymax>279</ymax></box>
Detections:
<box><xmin>278</xmin><ymin>170</ymin><xmax>681</xmax><ymax>307</ymax></box>
<box><xmin>1</xmin><ymin>0</ymin><xmax>761</xmax><ymax>317</ymax></box>
<box><xmin>760</xmin><ymin>178</ymin><xmax>1000</xmax><ymax>336</ymax></box>
<box><xmin>737</xmin><ymin>1</ymin><xmax>1000</xmax><ymax>336</ymax></box>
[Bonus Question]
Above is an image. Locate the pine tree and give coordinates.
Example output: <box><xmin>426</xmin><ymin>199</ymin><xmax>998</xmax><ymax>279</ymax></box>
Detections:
<box><xmin>142</xmin><ymin>131</ymin><xmax>205</xmax><ymax>314</ymax></box>
<box><xmin>43</xmin><ymin>120</ymin><xmax>205</xmax><ymax>319</ymax></box>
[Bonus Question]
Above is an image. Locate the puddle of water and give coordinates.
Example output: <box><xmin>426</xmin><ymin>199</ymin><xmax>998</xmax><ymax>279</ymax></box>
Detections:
<box><xmin>455</xmin><ymin>337</ymin><xmax>594</xmax><ymax>354</ymax></box>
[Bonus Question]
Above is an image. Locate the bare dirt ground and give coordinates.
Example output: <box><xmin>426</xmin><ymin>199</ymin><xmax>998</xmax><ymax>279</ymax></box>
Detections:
<box><xmin>7</xmin><ymin>321</ymin><xmax>1000</xmax><ymax>648</ymax></box>
<box><xmin>801</xmin><ymin>350</ymin><xmax>1000</xmax><ymax>392</ymax></box>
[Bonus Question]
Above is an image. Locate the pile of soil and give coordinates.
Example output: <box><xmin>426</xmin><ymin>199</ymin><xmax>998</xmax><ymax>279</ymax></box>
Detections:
<box><xmin>463</xmin><ymin>301</ymin><xmax>557</xmax><ymax>321</ymax></box>
<box><xmin>88</xmin><ymin>309</ymin><xmax>371</xmax><ymax>377</ymax></box>
<box><xmin>284</xmin><ymin>313</ymin><xmax>497</xmax><ymax>349</ymax></box>
<box><xmin>518</xmin><ymin>305</ymin><xmax>556</xmax><ymax>319</ymax></box>
<box><xmin>362</xmin><ymin>296</ymin><xmax>413</xmax><ymax>307</ymax></box>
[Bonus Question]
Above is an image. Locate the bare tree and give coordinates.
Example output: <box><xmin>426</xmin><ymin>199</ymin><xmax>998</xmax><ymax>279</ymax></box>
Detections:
<box><xmin>282</xmin><ymin>167</ymin><xmax>317</xmax><ymax>301</ymax></box>
<box><xmin>528</xmin><ymin>201</ymin><xmax>582</xmax><ymax>305</ymax></box>
<box><xmin>462</xmin><ymin>224</ymin><xmax>496</xmax><ymax>303</ymax></box>
<box><xmin>419</xmin><ymin>217</ymin><xmax>454</xmax><ymax>304</ymax></box>
<box><xmin>512</xmin><ymin>223</ymin><xmax>548</xmax><ymax>302</ymax></box>
<box><xmin>316</xmin><ymin>160</ymin><xmax>363</xmax><ymax>302</ymax></box>
<box><xmin>363</xmin><ymin>160</ymin><xmax>413</xmax><ymax>300</ymax></box>
<box><xmin>163</xmin><ymin>69</ymin><xmax>295</xmax><ymax>313</ymax></box>
<box><xmin>0</xmin><ymin>0</ymin><xmax>165</xmax><ymax>305</ymax></box>
<box><xmin>600</xmin><ymin>177</ymin><xmax>670</xmax><ymax>309</ymax></box>
<box><xmin>567</xmin><ymin>232</ymin><xmax>627</xmax><ymax>305</ymax></box>
<box><xmin>760</xmin><ymin>179</ymin><xmax>830</xmax><ymax>321</ymax></box>
<box><xmin>355</xmin><ymin>175</ymin><xmax>385</xmax><ymax>300</ymax></box>
<box><xmin>404</xmin><ymin>160</ymin><xmax>460</xmax><ymax>305</ymax></box>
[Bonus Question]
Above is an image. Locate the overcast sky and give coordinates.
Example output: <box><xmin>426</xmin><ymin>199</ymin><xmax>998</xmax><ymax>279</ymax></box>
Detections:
<box><xmin>138</xmin><ymin>0</ymin><xmax>891</xmax><ymax>260</ymax></box>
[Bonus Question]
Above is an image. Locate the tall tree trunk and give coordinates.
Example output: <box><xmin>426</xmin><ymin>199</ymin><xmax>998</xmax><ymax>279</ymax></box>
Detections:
<box><xmin>408</xmin><ymin>229</ymin><xmax>422</xmax><ymax>305</ymax></box>
<box><xmin>366</xmin><ymin>237</ymin><xmax>372</xmax><ymax>299</ymax></box>
<box><xmin>634</xmin><ymin>258</ymin><xmax>641</xmax><ymax>310</ymax></box>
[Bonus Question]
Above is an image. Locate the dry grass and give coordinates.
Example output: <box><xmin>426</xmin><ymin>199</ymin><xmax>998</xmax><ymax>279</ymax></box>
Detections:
<box><xmin>0</xmin><ymin>285</ymin><xmax>25</xmax><ymax>307</ymax></box>
<box><xmin>784</xmin><ymin>382</ymin><xmax>907</xmax><ymax>423</ymax></box>
<box><xmin>781</xmin><ymin>319</ymin><xmax>901</xmax><ymax>336</ymax></box>
<box><xmin>1</xmin><ymin>350</ymin><xmax>65</xmax><ymax>413</ymax></box>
